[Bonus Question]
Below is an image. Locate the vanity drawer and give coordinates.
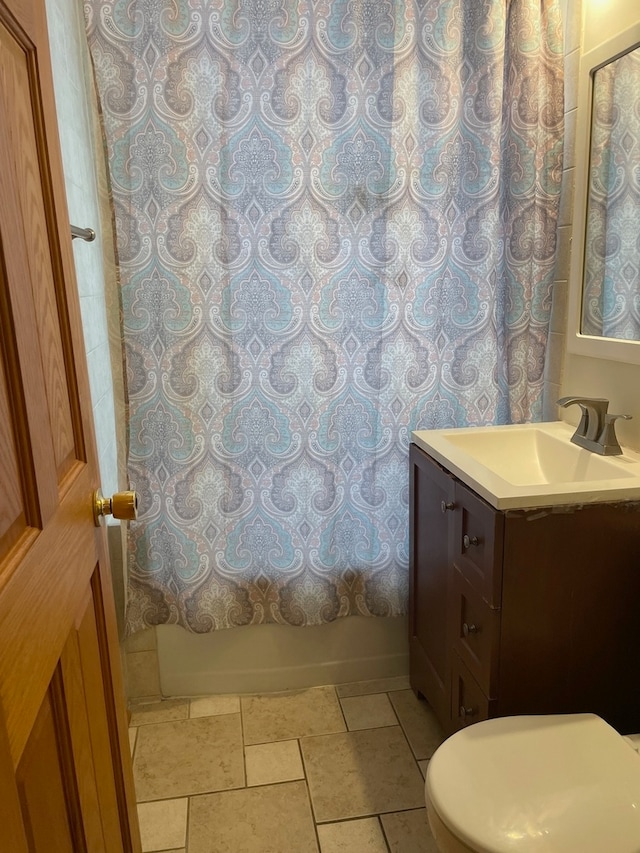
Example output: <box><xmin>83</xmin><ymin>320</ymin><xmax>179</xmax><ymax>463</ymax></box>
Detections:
<box><xmin>451</xmin><ymin>653</ymin><xmax>496</xmax><ymax>731</ymax></box>
<box><xmin>453</xmin><ymin>481</ymin><xmax>504</xmax><ymax>607</ymax></box>
<box><xmin>451</xmin><ymin>568</ymin><xmax>500</xmax><ymax>697</ymax></box>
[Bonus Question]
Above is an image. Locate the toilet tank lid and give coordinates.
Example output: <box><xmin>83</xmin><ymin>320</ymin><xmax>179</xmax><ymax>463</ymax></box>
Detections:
<box><xmin>426</xmin><ymin>714</ymin><xmax>640</xmax><ymax>853</ymax></box>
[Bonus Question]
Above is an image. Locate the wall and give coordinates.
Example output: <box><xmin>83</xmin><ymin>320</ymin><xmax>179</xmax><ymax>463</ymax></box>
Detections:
<box><xmin>542</xmin><ymin>0</ymin><xmax>582</xmax><ymax>419</ymax></box>
<box><xmin>45</xmin><ymin>0</ymin><xmax>608</xmax><ymax>698</ymax></box>
<box><xmin>44</xmin><ymin>0</ymin><xmax>146</xmax><ymax>683</ymax></box>
<box><xmin>559</xmin><ymin>0</ymin><xmax>640</xmax><ymax>449</ymax></box>
<box><xmin>45</xmin><ymin>0</ymin><xmax>120</xmax><ymax>498</ymax></box>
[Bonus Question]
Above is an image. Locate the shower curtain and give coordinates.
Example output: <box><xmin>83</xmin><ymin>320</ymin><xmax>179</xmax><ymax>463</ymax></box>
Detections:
<box><xmin>84</xmin><ymin>0</ymin><xmax>563</xmax><ymax>634</ymax></box>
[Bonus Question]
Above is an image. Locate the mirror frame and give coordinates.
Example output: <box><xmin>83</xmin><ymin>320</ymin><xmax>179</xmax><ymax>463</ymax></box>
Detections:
<box><xmin>567</xmin><ymin>21</ymin><xmax>640</xmax><ymax>363</ymax></box>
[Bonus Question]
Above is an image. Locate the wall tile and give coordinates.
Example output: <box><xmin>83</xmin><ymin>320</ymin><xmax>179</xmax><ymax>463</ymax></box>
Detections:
<box><xmin>554</xmin><ymin>224</ymin><xmax>573</xmax><ymax>282</ymax></box>
<box><xmin>542</xmin><ymin>382</ymin><xmax>562</xmax><ymax>422</ymax></box>
<box><xmin>550</xmin><ymin>280</ymin><xmax>569</xmax><ymax>335</ymax></box>
<box><xmin>563</xmin><ymin>107</ymin><xmax>578</xmax><ymax>170</ymax></box>
<box><xmin>558</xmin><ymin>168</ymin><xmax>575</xmax><ymax>227</ymax></box>
<box><xmin>126</xmin><ymin>649</ymin><xmax>161</xmax><ymax>699</ymax></box>
<box><xmin>564</xmin><ymin>0</ymin><xmax>583</xmax><ymax>55</ymax></box>
<box><xmin>544</xmin><ymin>333</ymin><xmax>565</xmax><ymax>388</ymax></box>
<box><xmin>565</xmin><ymin>48</ymin><xmax>580</xmax><ymax>112</ymax></box>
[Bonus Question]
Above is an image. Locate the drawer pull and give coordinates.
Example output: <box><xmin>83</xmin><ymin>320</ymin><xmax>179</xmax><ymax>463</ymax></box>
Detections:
<box><xmin>459</xmin><ymin>705</ymin><xmax>477</xmax><ymax>720</ymax></box>
<box><xmin>463</xmin><ymin>534</ymin><xmax>479</xmax><ymax>549</ymax></box>
<box><xmin>462</xmin><ymin>622</ymin><xmax>478</xmax><ymax>637</ymax></box>
<box><xmin>441</xmin><ymin>501</ymin><xmax>455</xmax><ymax>513</ymax></box>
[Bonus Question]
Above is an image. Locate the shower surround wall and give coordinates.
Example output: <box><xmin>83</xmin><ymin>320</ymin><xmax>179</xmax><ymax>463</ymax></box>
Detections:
<box><xmin>543</xmin><ymin>0</ymin><xmax>581</xmax><ymax>418</ymax></box>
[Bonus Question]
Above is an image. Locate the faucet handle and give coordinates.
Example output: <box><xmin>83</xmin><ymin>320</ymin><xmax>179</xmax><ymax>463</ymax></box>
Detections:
<box><xmin>597</xmin><ymin>413</ymin><xmax>632</xmax><ymax>456</ymax></box>
<box><xmin>556</xmin><ymin>396</ymin><xmax>609</xmax><ymax>441</ymax></box>
<box><xmin>557</xmin><ymin>396</ymin><xmax>609</xmax><ymax>407</ymax></box>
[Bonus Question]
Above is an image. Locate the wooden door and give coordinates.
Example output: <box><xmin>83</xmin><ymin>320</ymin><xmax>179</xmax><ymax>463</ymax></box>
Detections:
<box><xmin>0</xmin><ymin>0</ymin><xmax>140</xmax><ymax>850</ymax></box>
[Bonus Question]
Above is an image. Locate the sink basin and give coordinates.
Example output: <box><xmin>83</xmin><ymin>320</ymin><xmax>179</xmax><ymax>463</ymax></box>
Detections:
<box><xmin>442</xmin><ymin>427</ymin><xmax>635</xmax><ymax>486</ymax></box>
<box><xmin>412</xmin><ymin>421</ymin><xmax>640</xmax><ymax>509</ymax></box>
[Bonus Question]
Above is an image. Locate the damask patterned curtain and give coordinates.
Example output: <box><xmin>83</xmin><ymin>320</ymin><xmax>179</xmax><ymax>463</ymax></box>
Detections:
<box><xmin>84</xmin><ymin>0</ymin><xmax>563</xmax><ymax>634</ymax></box>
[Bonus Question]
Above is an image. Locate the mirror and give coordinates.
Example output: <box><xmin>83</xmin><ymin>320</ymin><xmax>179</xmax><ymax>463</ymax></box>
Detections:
<box><xmin>568</xmin><ymin>21</ymin><xmax>640</xmax><ymax>363</ymax></box>
<box><xmin>581</xmin><ymin>43</ymin><xmax>640</xmax><ymax>340</ymax></box>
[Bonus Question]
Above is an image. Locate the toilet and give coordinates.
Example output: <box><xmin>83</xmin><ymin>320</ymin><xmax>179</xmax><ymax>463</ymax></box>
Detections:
<box><xmin>425</xmin><ymin>713</ymin><xmax>640</xmax><ymax>852</ymax></box>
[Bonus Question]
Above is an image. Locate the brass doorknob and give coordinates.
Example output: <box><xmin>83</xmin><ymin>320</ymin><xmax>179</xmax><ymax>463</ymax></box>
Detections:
<box><xmin>93</xmin><ymin>489</ymin><xmax>138</xmax><ymax>526</ymax></box>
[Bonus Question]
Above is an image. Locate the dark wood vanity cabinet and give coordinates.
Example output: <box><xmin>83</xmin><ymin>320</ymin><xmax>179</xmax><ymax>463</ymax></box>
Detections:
<box><xmin>409</xmin><ymin>442</ymin><xmax>640</xmax><ymax>736</ymax></box>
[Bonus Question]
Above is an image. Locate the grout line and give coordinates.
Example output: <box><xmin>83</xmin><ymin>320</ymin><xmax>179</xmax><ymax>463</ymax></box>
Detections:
<box><xmin>378</xmin><ymin>813</ymin><xmax>393</xmax><ymax>853</ymax></box>
<box><xmin>184</xmin><ymin>795</ymin><xmax>190</xmax><ymax>853</ymax></box>
<box><xmin>129</xmin><ymin>726</ymin><xmax>137</xmax><ymax>764</ymax></box>
<box><xmin>305</xmin><ymin>774</ymin><xmax>323</xmax><ymax>853</ymax></box>
<box><xmin>239</xmin><ymin>694</ymin><xmax>248</xmax><ymax>789</ymax></box>
<box><xmin>299</xmin><ymin>737</ymin><xmax>326</xmax><ymax>836</ymax></box>
<box><xmin>133</xmin><ymin>688</ymin><xmax>433</xmax><ymax>849</ymax></box>
<box><xmin>333</xmin><ymin>684</ymin><xmax>350</xmax><ymax>732</ymax></box>
<box><xmin>386</xmin><ymin>689</ymin><xmax>401</xmax><ymax>728</ymax></box>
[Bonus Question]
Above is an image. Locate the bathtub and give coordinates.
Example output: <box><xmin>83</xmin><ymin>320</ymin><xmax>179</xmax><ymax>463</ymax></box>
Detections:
<box><xmin>156</xmin><ymin>615</ymin><xmax>409</xmax><ymax>696</ymax></box>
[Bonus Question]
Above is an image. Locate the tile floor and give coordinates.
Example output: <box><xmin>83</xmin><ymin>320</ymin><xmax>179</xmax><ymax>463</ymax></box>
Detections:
<box><xmin>128</xmin><ymin>676</ymin><xmax>445</xmax><ymax>852</ymax></box>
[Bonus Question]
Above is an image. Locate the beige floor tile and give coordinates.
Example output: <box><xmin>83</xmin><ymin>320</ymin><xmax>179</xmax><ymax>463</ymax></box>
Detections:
<box><xmin>301</xmin><ymin>726</ymin><xmax>425</xmax><ymax>823</ymax></box>
<box><xmin>381</xmin><ymin>808</ymin><xmax>438</xmax><ymax>853</ymax></box>
<box><xmin>137</xmin><ymin>798</ymin><xmax>188</xmax><ymax>852</ymax></box>
<box><xmin>129</xmin><ymin>699</ymin><xmax>189</xmax><ymax>727</ymax></box>
<box><xmin>245</xmin><ymin>739</ymin><xmax>304</xmax><ymax>786</ymax></box>
<box><xmin>418</xmin><ymin>759</ymin><xmax>429</xmax><ymax>778</ymax></box>
<box><xmin>389</xmin><ymin>690</ymin><xmax>445</xmax><ymax>760</ymax></box>
<box><xmin>190</xmin><ymin>695</ymin><xmax>240</xmax><ymax>718</ymax></box>
<box><xmin>336</xmin><ymin>676</ymin><xmax>411</xmax><ymax>698</ymax></box>
<box><xmin>317</xmin><ymin>817</ymin><xmax>387</xmax><ymax>852</ymax></box>
<box><xmin>242</xmin><ymin>686</ymin><xmax>346</xmax><ymax>745</ymax></box>
<box><xmin>133</xmin><ymin>714</ymin><xmax>244</xmax><ymax>801</ymax></box>
<box><xmin>129</xmin><ymin>727</ymin><xmax>137</xmax><ymax>756</ymax></box>
<box><xmin>189</xmin><ymin>781</ymin><xmax>318</xmax><ymax>853</ymax></box>
<box><xmin>340</xmin><ymin>693</ymin><xmax>398</xmax><ymax>731</ymax></box>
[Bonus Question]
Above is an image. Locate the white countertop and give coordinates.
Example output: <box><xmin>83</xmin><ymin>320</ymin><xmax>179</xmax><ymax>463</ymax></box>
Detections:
<box><xmin>411</xmin><ymin>421</ymin><xmax>640</xmax><ymax>510</ymax></box>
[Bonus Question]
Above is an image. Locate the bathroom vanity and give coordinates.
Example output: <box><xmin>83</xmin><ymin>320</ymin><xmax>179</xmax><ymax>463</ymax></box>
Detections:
<box><xmin>409</xmin><ymin>424</ymin><xmax>640</xmax><ymax>736</ymax></box>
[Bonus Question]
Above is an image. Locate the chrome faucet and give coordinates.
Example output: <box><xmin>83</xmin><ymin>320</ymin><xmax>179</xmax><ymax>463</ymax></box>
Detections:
<box><xmin>557</xmin><ymin>396</ymin><xmax>632</xmax><ymax>456</ymax></box>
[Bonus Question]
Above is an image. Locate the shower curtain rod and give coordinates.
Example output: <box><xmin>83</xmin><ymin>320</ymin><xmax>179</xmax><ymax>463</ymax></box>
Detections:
<box><xmin>70</xmin><ymin>224</ymin><xmax>96</xmax><ymax>242</ymax></box>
